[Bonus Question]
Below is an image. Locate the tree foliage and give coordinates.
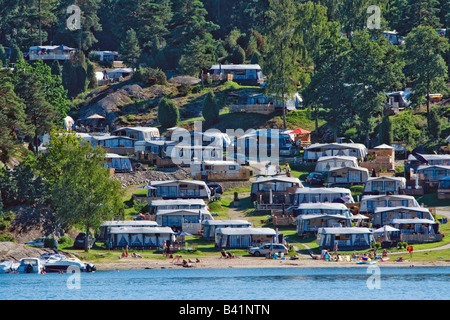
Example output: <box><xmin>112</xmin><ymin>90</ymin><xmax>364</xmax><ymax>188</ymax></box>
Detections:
<box><xmin>50</xmin><ymin>132</ymin><xmax>123</xmax><ymax>251</ymax></box>
<box><xmin>157</xmin><ymin>97</ymin><xmax>180</xmax><ymax>128</ymax></box>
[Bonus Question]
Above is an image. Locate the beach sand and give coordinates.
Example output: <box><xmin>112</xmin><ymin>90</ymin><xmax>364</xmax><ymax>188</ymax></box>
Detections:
<box><xmin>95</xmin><ymin>256</ymin><xmax>450</xmax><ymax>271</ymax></box>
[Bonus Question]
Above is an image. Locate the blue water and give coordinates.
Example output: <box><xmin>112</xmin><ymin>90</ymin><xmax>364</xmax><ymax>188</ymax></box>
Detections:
<box><xmin>1</xmin><ymin>267</ymin><xmax>449</xmax><ymax>300</ymax></box>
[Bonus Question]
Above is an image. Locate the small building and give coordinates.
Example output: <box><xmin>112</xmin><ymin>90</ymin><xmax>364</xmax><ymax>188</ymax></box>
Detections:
<box><xmin>190</xmin><ymin>160</ymin><xmax>251</xmax><ymax>181</ymax></box>
<box><xmin>215</xmin><ymin>227</ymin><xmax>277</xmax><ymax>249</ymax></box>
<box><xmin>108</xmin><ymin>226</ymin><xmax>175</xmax><ymax>249</ymax></box>
<box><xmin>113</xmin><ymin>126</ymin><xmax>160</xmax><ymax>141</ymax></box>
<box><xmin>291</xmin><ymin>187</ymin><xmax>354</xmax><ymax>205</ymax></box>
<box><xmin>360</xmin><ymin>144</ymin><xmax>395</xmax><ymax>172</ymax></box>
<box><xmin>228</xmin><ymin>93</ymin><xmax>274</xmax><ymax>115</ymax></box>
<box><xmin>149</xmin><ymin>199</ymin><xmax>208</xmax><ymax>215</ymax></box>
<box><xmin>92</xmin><ymin>51</ymin><xmax>120</xmax><ymax>62</ymax></box>
<box><xmin>107</xmin><ymin>68</ymin><xmax>133</xmax><ymax>80</ymax></box>
<box><xmin>363</xmin><ymin>176</ymin><xmax>407</xmax><ymax>195</ymax></box>
<box><xmin>372</xmin><ymin>206</ymin><xmax>434</xmax><ymax>228</ymax></box>
<box><xmin>297</xmin><ymin>214</ymin><xmax>352</xmax><ymax>235</ymax></box>
<box><xmin>359</xmin><ymin>194</ymin><xmax>420</xmax><ymax>214</ymax></box>
<box><xmin>207</xmin><ymin>64</ymin><xmax>264</xmax><ymax>85</ymax></box>
<box><xmin>28</xmin><ymin>45</ymin><xmax>75</xmax><ymax>62</ymax></box>
<box><xmin>384</xmin><ymin>91</ymin><xmax>410</xmax><ymax>114</ymax></box>
<box><xmin>148</xmin><ymin>180</ymin><xmax>211</xmax><ymax>201</ymax></box>
<box><xmin>437</xmin><ymin>176</ymin><xmax>450</xmax><ymax>199</ymax></box>
<box><xmin>165</xmin><ymin>144</ymin><xmax>223</xmax><ymax>165</ymax></box>
<box><xmin>236</xmin><ymin>129</ymin><xmax>297</xmax><ymax>158</ymax></box>
<box><xmin>382</xmin><ymin>31</ymin><xmax>404</xmax><ymax>45</ymax></box>
<box><xmin>388</xmin><ymin>219</ymin><xmax>442</xmax><ymax>243</ymax></box>
<box><xmin>416</xmin><ymin>165</ymin><xmax>450</xmax><ymax>185</ymax></box>
<box><xmin>290</xmin><ymin>203</ymin><xmax>352</xmax><ymax>218</ymax></box>
<box><xmin>316</xmin><ymin>227</ymin><xmax>375</xmax><ymax>250</ymax></box>
<box><xmin>202</xmin><ymin>220</ymin><xmax>252</xmax><ymax>240</ymax></box>
<box><xmin>251</xmin><ymin>176</ymin><xmax>303</xmax><ymax>210</ymax></box>
<box><xmin>155</xmin><ymin>209</ymin><xmax>213</xmax><ymax>233</ymax></box>
<box><xmin>314</xmin><ymin>156</ymin><xmax>359</xmax><ymax>173</ymax></box>
<box><xmin>135</xmin><ymin>140</ymin><xmax>177</xmax><ymax>160</ymax></box>
<box><xmin>303</xmin><ymin>143</ymin><xmax>368</xmax><ymax>162</ymax></box>
<box><xmin>405</xmin><ymin>154</ymin><xmax>450</xmax><ymax>172</ymax></box>
<box><xmin>97</xmin><ymin>220</ymin><xmax>159</xmax><ymax>243</ymax></box>
<box><xmin>90</xmin><ymin>135</ymin><xmax>136</xmax><ymax>155</ymax></box>
<box><xmin>104</xmin><ymin>153</ymin><xmax>133</xmax><ymax>173</ymax></box>
<box><xmin>327</xmin><ymin>167</ymin><xmax>369</xmax><ymax>185</ymax></box>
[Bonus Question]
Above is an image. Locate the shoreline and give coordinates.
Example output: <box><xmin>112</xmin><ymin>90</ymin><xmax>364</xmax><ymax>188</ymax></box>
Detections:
<box><xmin>94</xmin><ymin>256</ymin><xmax>450</xmax><ymax>271</ymax></box>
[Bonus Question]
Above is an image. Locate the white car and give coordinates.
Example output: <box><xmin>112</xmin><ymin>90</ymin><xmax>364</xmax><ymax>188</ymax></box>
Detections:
<box><xmin>26</xmin><ymin>237</ymin><xmax>47</xmax><ymax>248</ymax></box>
<box><xmin>248</xmin><ymin>243</ymin><xmax>288</xmax><ymax>257</ymax></box>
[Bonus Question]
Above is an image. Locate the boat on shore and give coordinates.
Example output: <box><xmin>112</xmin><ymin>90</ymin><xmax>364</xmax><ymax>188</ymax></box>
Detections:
<box><xmin>0</xmin><ymin>260</ymin><xmax>20</xmax><ymax>273</ymax></box>
<box><xmin>16</xmin><ymin>258</ymin><xmax>45</xmax><ymax>273</ymax></box>
<box><xmin>40</xmin><ymin>253</ymin><xmax>96</xmax><ymax>273</ymax></box>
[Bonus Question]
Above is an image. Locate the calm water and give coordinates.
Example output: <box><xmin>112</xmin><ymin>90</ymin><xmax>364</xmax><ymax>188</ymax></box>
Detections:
<box><xmin>1</xmin><ymin>267</ymin><xmax>449</xmax><ymax>300</ymax></box>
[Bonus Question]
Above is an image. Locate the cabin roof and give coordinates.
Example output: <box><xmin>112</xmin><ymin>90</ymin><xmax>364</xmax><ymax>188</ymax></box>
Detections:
<box><xmin>109</xmin><ymin>226</ymin><xmax>174</xmax><ymax>234</ymax></box>
<box><xmin>216</xmin><ymin>227</ymin><xmax>276</xmax><ymax>236</ymax></box>
<box><xmin>210</xmin><ymin>64</ymin><xmax>262</xmax><ymax>70</ymax></box>
<box><xmin>318</xmin><ymin>227</ymin><xmax>372</xmax><ymax>234</ymax></box>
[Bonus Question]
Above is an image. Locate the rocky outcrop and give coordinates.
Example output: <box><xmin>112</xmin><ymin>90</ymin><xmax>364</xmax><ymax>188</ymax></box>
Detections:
<box><xmin>112</xmin><ymin>166</ymin><xmax>191</xmax><ymax>188</ymax></box>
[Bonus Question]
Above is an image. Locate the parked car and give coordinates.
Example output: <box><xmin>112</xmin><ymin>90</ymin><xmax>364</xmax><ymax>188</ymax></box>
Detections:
<box><xmin>305</xmin><ymin>172</ymin><xmax>325</xmax><ymax>185</ymax></box>
<box><xmin>74</xmin><ymin>232</ymin><xmax>96</xmax><ymax>250</ymax></box>
<box><xmin>248</xmin><ymin>243</ymin><xmax>288</xmax><ymax>257</ymax></box>
<box><xmin>207</xmin><ymin>183</ymin><xmax>224</xmax><ymax>195</ymax></box>
<box><xmin>26</xmin><ymin>237</ymin><xmax>47</xmax><ymax>248</ymax></box>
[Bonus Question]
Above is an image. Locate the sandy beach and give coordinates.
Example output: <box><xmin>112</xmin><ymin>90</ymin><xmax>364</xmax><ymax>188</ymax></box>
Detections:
<box><xmin>95</xmin><ymin>256</ymin><xmax>450</xmax><ymax>271</ymax></box>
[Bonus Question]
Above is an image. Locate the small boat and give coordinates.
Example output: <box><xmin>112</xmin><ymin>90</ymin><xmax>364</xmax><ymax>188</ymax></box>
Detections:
<box><xmin>0</xmin><ymin>260</ymin><xmax>19</xmax><ymax>273</ymax></box>
<box><xmin>17</xmin><ymin>258</ymin><xmax>45</xmax><ymax>274</ymax></box>
<box><xmin>42</xmin><ymin>254</ymin><xmax>96</xmax><ymax>273</ymax></box>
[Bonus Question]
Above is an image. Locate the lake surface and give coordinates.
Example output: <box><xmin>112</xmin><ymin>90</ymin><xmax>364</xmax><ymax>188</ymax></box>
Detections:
<box><xmin>1</xmin><ymin>267</ymin><xmax>449</xmax><ymax>300</ymax></box>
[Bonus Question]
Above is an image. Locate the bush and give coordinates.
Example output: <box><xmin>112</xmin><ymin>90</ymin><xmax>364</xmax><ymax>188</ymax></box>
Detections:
<box><xmin>0</xmin><ymin>232</ymin><xmax>15</xmax><ymax>242</ymax></box>
<box><xmin>58</xmin><ymin>236</ymin><xmax>74</xmax><ymax>247</ymax></box>
<box><xmin>44</xmin><ymin>238</ymin><xmax>58</xmax><ymax>249</ymax></box>
<box><xmin>132</xmin><ymin>67</ymin><xmax>167</xmax><ymax>86</ymax></box>
<box><xmin>157</xmin><ymin>97</ymin><xmax>179</xmax><ymax>128</ymax></box>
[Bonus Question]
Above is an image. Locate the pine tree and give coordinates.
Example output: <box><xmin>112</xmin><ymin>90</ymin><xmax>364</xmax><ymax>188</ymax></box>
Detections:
<box><xmin>51</xmin><ymin>60</ymin><xmax>61</xmax><ymax>77</ymax></box>
<box><xmin>0</xmin><ymin>45</ymin><xmax>7</xmax><ymax>66</ymax></box>
<box><xmin>263</xmin><ymin>0</ymin><xmax>299</xmax><ymax>129</ymax></box>
<box><xmin>0</xmin><ymin>70</ymin><xmax>27</xmax><ymax>163</ymax></box>
<box><xmin>427</xmin><ymin>108</ymin><xmax>441</xmax><ymax>141</ymax></box>
<box><xmin>202</xmin><ymin>91</ymin><xmax>220</xmax><ymax>126</ymax></box>
<box><xmin>157</xmin><ymin>97</ymin><xmax>179</xmax><ymax>128</ymax></box>
<box><xmin>378</xmin><ymin>115</ymin><xmax>393</xmax><ymax>145</ymax></box>
<box><xmin>168</xmin><ymin>0</ymin><xmax>218</xmax><ymax>70</ymax></box>
<box><xmin>119</xmin><ymin>29</ymin><xmax>141</xmax><ymax>69</ymax></box>
<box><xmin>9</xmin><ymin>45</ymin><xmax>24</xmax><ymax>65</ymax></box>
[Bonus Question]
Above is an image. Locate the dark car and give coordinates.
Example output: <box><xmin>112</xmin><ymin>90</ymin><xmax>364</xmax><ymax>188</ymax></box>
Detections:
<box><xmin>74</xmin><ymin>232</ymin><xmax>96</xmax><ymax>250</ymax></box>
<box><xmin>305</xmin><ymin>172</ymin><xmax>325</xmax><ymax>186</ymax></box>
<box><xmin>207</xmin><ymin>183</ymin><xmax>224</xmax><ymax>195</ymax></box>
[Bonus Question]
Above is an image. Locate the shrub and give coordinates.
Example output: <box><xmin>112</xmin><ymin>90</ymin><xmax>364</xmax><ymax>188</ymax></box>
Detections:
<box><xmin>44</xmin><ymin>238</ymin><xmax>58</xmax><ymax>249</ymax></box>
<box><xmin>157</xmin><ymin>97</ymin><xmax>179</xmax><ymax>128</ymax></box>
<box><xmin>132</xmin><ymin>67</ymin><xmax>167</xmax><ymax>86</ymax></box>
<box><xmin>0</xmin><ymin>233</ymin><xmax>15</xmax><ymax>242</ymax></box>
<box><xmin>58</xmin><ymin>236</ymin><xmax>74</xmax><ymax>247</ymax></box>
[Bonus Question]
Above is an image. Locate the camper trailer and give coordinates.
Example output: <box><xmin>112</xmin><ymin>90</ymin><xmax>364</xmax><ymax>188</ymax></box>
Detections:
<box><xmin>363</xmin><ymin>176</ymin><xmax>407</xmax><ymax>195</ymax></box>
<box><xmin>316</xmin><ymin>227</ymin><xmax>374</xmax><ymax>250</ymax></box>
<box><xmin>303</xmin><ymin>143</ymin><xmax>368</xmax><ymax>162</ymax></box>
<box><xmin>314</xmin><ymin>156</ymin><xmax>359</xmax><ymax>173</ymax></box>
<box><xmin>251</xmin><ymin>176</ymin><xmax>303</xmax><ymax>210</ymax></box>
<box><xmin>148</xmin><ymin>180</ymin><xmax>211</xmax><ymax>200</ymax></box>
<box><xmin>359</xmin><ymin>194</ymin><xmax>420</xmax><ymax>214</ymax></box>
<box><xmin>202</xmin><ymin>220</ymin><xmax>252</xmax><ymax>240</ymax></box>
